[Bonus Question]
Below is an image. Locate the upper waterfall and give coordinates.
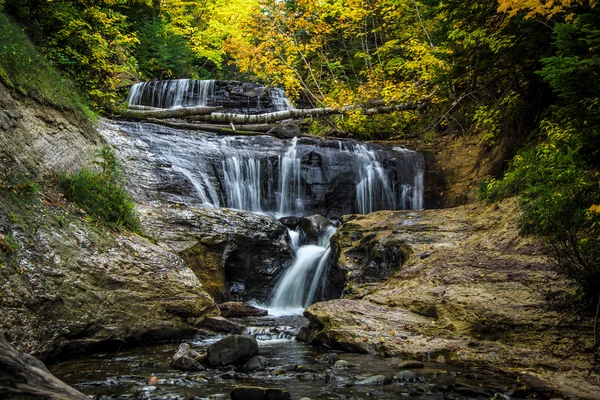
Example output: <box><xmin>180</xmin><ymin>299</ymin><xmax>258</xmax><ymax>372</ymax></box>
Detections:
<box><xmin>126</xmin><ymin>79</ymin><xmax>292</xmax><ymax>113</ymax></box>
<box><xmin>115</xmin><ymin>121</ymin><xmax>425</xmax><ymax>217</ymax></box>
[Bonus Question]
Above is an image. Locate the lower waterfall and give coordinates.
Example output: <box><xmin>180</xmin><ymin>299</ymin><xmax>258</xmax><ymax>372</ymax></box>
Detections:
<box><xmin>267</xmin><ymin>226</ymin><xmax>337</xmax><ymax>316</ymax></box>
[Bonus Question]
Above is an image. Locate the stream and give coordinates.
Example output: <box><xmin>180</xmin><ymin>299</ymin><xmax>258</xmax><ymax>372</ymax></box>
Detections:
<box><xmin>49</xmin><ymin>315</ymin><xmax>541</xmax><ymax>400</ymax></box>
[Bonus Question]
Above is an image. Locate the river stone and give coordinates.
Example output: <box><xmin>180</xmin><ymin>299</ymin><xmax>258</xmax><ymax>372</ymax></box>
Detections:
<box><xmin>172</xmin><ymin>356</ymin><xmax>205</xmax><ymax>371</ymax></box>
<box><xmin>356</xmin><ymin>375</ymin><xmax>388</xmax><ymax>386</ymax></box>
<box><xmin>219</xmin><ymin>302</ymin><xmax>268</xmax><ymax>318</ymax></box>
<box><xmin>320</xmin><ymin>353</ymin><xmax>339</xmax><ymax>364</ymax></box>
<box><xmin>173</xmin><ymin>343</ymin><xmax>201</xmax><ymax>360</ymax></box>
<box><xmin>394</xmin><ymin>371</ymin><xmax>418</xmax><ymax>382</ymax></box>
<box><xmin>230</xmin><ymin>386</ymin><xmax>291</xmax><ymax>400</ymax></box>
<box><xmin>241</xmin><ymin>355</ymin><xmax>269</xmax><ymax>372</ymax></box>
<box><xmin>203</xmin><ymin>316</ymin><xmax>244</xmax><ymax>333</ymax></box>
<box><xmin>333</xmin><ymin>360</ymin><xmax>353</xmax><ymax>369</ymax></box>
<box><xmin>207</xmin><ymin>335</ymin><xmax>259</xmax><ymax>367</ymax></box>
<box><xmin>279</xmin><ymin>216</ymin><xmax>300</xmax><ymax>229</ymax></box>
<box><xmin>397</xmin><ymin>360</ymin><xmax>424</xmax><ymax>369</ymax></box>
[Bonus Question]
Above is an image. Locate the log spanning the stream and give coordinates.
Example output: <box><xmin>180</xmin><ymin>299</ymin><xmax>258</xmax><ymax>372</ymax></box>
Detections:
<box><xmin>0</xmin><ymin>334</ymin><xmax>88</xmax><ymax>399</ymax></box>
<box><xmin>119</xmin><ymin>105</ymin><xmax>222</xmax><ymax>119</ymax></box>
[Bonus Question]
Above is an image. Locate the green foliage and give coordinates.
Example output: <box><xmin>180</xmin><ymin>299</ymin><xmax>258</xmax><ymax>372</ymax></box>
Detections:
<box><xmin>0</xmin><ymin>10</ymin><xmax>90</xmax><ymax>113</ymax></box>
<box><xmin>60</xmin><ymin>146</ymin><xmax>139</xmax><ymax>232</ymax></box>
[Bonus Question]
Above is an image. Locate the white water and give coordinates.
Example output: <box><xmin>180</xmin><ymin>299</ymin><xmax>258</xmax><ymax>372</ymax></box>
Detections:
<box><xmin>268</xmin><ymin>226</ymin><xmax>337</xmax><ymax>316</ymax></box>
<box><xmin>127</xmin><ymin>79</ymin><xmax>214</xmax><ymax>109</ymax></box>
<box><xmin>352</xmin><ymin>144</ymin><xmax>396</xmax><ymax>214</ymax></box>
<box><xmin>277</xmin><ymin>137</ymin><xmax>303</xmax><ymax>216</ymax></box>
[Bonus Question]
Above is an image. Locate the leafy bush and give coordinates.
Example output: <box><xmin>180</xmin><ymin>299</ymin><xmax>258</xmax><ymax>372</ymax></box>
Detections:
<box><xmin>60</xmin><ymin>146</ymin><xmax>139</xmax><ymax>232</ymax></box>
<box><xmin>480</xmin><ymin>122</ymin><xmax>600</xmax><ymax>303</ymax></box>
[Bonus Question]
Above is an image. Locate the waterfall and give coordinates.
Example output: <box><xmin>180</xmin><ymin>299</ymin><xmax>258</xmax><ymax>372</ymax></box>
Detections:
<box><xmin>352</xmin><ymin>144</ymin><xmax>396</xmax><ymax>214</ymax></box>
<box><xmin>127</xmin><ymin>79</ymin><xmax>214</xmax><ymax>109</ymax></box>
<box><xmin>115</xmin><ymin>122</ymin><xmax>425</xmax><ymax>216</ymax></box>
<box><xmin>269</xmin><ymin>87</ymin><xmax>292</xmax><ymax>111</ymax></box>
<box><xmin>269</xmin><ymin>226</ymin><xmax>337</xmax><ymax>316</ymax></box>
<box><xmin>277</xmin><ymin>137</ymin><xmax>303</xmax><ymax>216</ymax></box>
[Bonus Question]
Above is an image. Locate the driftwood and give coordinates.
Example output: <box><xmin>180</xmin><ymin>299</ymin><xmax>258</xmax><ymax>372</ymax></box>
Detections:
<box><xmin>0</xmin><ymin>333</ymin><xmax>88</xmax><ymax>399</ymax></box>
<box><xmin>119</xmin><ymin>105</ymin><xmax>222</xmax><ymax>119</ymax></box>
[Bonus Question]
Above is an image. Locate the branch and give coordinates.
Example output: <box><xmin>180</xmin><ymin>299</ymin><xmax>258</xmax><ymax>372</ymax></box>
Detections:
<box><xmin>118</xmin><ymin>106</ymin><xmax>222</xmax><ymax>120</ymax></box>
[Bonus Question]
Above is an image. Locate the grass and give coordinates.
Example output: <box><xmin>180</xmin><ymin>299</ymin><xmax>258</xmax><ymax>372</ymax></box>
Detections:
<box><xmin>59</xmin><ymin>146</ymin><xmax>140</xmax><ymax>232</ymax></box>
<box><xmin>0</xmin><ymin>10</ymin><xmax>93</xmax><ymax>116</ymax></box>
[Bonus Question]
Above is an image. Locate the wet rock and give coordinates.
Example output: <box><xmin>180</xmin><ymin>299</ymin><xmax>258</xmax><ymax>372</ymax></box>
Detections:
<box><xmin>219</xmin><ymin>302</ymin><xmax>268</xmax><ymax>318</ymax></box>
<box><xmin>203</xmin><ymin>316</ymin><xmax>244</xmax><ymax>333</ymax></box>
<box><xmin>279</xmin><ymin>216</ymin><xmax>300</xmax><ymax>229</ymax></box>
<box><xmin>320</xmin><ymin>353</ymin><xmax>339</xmax><ymax>364</ymax></box>
<box><xmin>356</xmin><ymin>374</ymin><xmax>388</xmax><ymax>386</ymax></box>
<box><xmin>298</xmin><ymin>215</ymin><xmax>333</xmax><ymax>244</ymax></box>
<box><xmin>333</xmin><ymin>360</ymin><xmax>353</xmax><ymax>370</ymax></box>
<box><xmin>174</xmin><ymin>343</ymin><xmax>201</xmax><ymax>359</ymax></box>
<box><xmin>394</xmin><ymin>371</ymin><xmax>418</xmax><ymax>382</ymax></box>
<box><xmin>207</xmin><ymin>335</ymin><xmax>259</xmax><ymax>367</ymax></box>
<box><xmin>172</xmin><ymin>356</ymin><xmax>205</xmax><ymax>371</ymax></box>
<box><xmin>221</xmin><ymin>371</ymin><xmax>244</xmax><ymax>380</ymax></box>
<box><xmin>171</xmin><ymin>343</ymin><xmax>206</xmax><ymax>371</ymax></box>
<box><xmin>268</xmin><ymin>121</ymin><xmax>301</xmax><ymax>139</ymax></box>
<box><xmin>397</xmin><ymin>360</ymin><xmax>424</xmax><ymax>369</ymax></box>
<box><xmin>230</xmin><ymin>386</ymin><xmax>291</xmax><ymax>400</ymax></box>
<box><xmin>241</xmin><ymin>355</ymin><xmax>269</xmax><ymax>372</ymax></box>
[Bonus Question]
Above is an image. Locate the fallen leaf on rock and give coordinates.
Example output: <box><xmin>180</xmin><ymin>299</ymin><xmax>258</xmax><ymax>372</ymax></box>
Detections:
<box><xmin>148</xmin><ymin>376</ymin><xmax>159</xmax><ymax>385</ymax></box>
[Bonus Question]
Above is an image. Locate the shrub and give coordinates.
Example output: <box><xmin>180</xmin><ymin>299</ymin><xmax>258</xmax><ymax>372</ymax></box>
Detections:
<box><xmin>60</xmin><ymin>146</ymin><xmax>139</xmax><ymax>232</ymax></box>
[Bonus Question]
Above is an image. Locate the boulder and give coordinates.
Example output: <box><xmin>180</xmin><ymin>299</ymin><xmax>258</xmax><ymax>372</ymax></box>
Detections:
<box><xmin>203</xmin><ymin>316</ymin><xmax>244</xmax><ymax>333</ymax></box>
<box><xmin>230</xmin><ymin>386</ymin><xmax>291</xmax><ymax>400</ymax></box>
<box><xmin>219</xmin><ymin>302</ymin><xmax>268</xmax><ymax>318</ymax></box>
<box><xmin>297</xmin><ymin>215</ymin><xmax>333</xmax><ymax>244</ymax></box>
<box><xmin>171</xmin><ymin>343</ymin><xmax>205</xmax><ymax>371</ymax></box>
<box><xmin>268</xmin><ymin>121</ymin><xmax>301</xmax><ymax>139</ymax></box>
<box><xmin>207</xmin><ymin>335</ymin><xmax>259</xmax><ymax>367</ymax></box>
<box><xmin>320</xmin><ymin>353</ymin><xmax>339</xmax><ymax>364</ymax></box>
<box><xmin>333</xmin><ymin>360</ymin><xmax>353</xmax><ymax>370</ymax></box>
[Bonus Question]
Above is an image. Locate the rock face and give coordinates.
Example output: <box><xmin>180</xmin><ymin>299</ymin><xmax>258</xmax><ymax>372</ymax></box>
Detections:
<box><xmin>300</xmin><ymin>198</ymin><xmax>600</xmax><ymax>398</ymax></box>
<box><xmin>206</xmin><ymin>335</ymin><xmax>259</xmax><ymax>367</ymax></box>
<box><xmin>219</xmin><ymin>302</ymin><xmax>268</xmax><ymax>318</ymax></box>
<box><xmin>0</xmin><ymin>82</ymin><xmax>219</xmax><ymax>360</ymax></box>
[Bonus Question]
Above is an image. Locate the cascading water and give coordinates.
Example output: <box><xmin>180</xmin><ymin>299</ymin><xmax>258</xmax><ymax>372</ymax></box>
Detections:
<box><xmin>127</xmin><ymin>79</ymin><xmax>215</xmax><ymax>109</ymax></box>
<box><xmin>115</xmin><ymin>121</ymin><xmax>425</xmax><ymax>216</ymax></box>
<box><xmin>268</xmin><ymin>226</ymin><xmax>337</xmax><ymax>316</ymax></box>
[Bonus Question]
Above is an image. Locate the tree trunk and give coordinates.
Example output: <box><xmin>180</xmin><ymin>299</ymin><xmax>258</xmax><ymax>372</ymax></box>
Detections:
<box><xmin>119</xmin><ymin>106</ymin><xmax>222</xmax><ymax>119</ymax></box>
<box><xmin>146</xmin><ymin>119</ymin><xmax>263</xmax><ymax>136</ymax></box>
<box><xmin>0</xmin><ymin>334</ymin><xmax>88</xmax><ymax>399</ymax></box>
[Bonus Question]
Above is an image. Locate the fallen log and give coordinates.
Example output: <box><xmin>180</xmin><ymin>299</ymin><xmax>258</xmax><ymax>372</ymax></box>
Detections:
<box><xmin>194</xmin><ymin>108</ymin><xmax>335</xmax><ymax>124</ymax></box>
<box><xmin>0</xmin><ymin>333</ymin><xmax>88</xmax><ymax>399</ymax></box>
<box><xmin>127</xmin><ymin>105</ymin><xmax>164</xmax><ymax>111</ymax></box>
<box><xmin>146</xmin><ymin>119</ymin><xmax>263</xmax><ymax>136</ymax></box>
<box><xmin>119</xmin><ymin>105</ymin><xmax>222</xmax><ymax>119</ymax></box>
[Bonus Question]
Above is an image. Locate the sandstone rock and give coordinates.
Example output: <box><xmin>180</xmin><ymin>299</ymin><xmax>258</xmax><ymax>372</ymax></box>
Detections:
<box><xmin>203</xmin><ymin>316</ymin><xmax>243</xmax><ymax>333</ymax></box>
<box><xmin>230</xmin><ymin>386</ymin><xmax>291</xmax><ymax>400</ymax></box>
<box><xmin>219</xmin><ymin>302</ymin><xmax>268</xmax><ymax>318</ymax></box>
<box><xmin>207</xmin><ymin>335</ymin><xmax>259</xmax><ymax>367</ymax></box>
